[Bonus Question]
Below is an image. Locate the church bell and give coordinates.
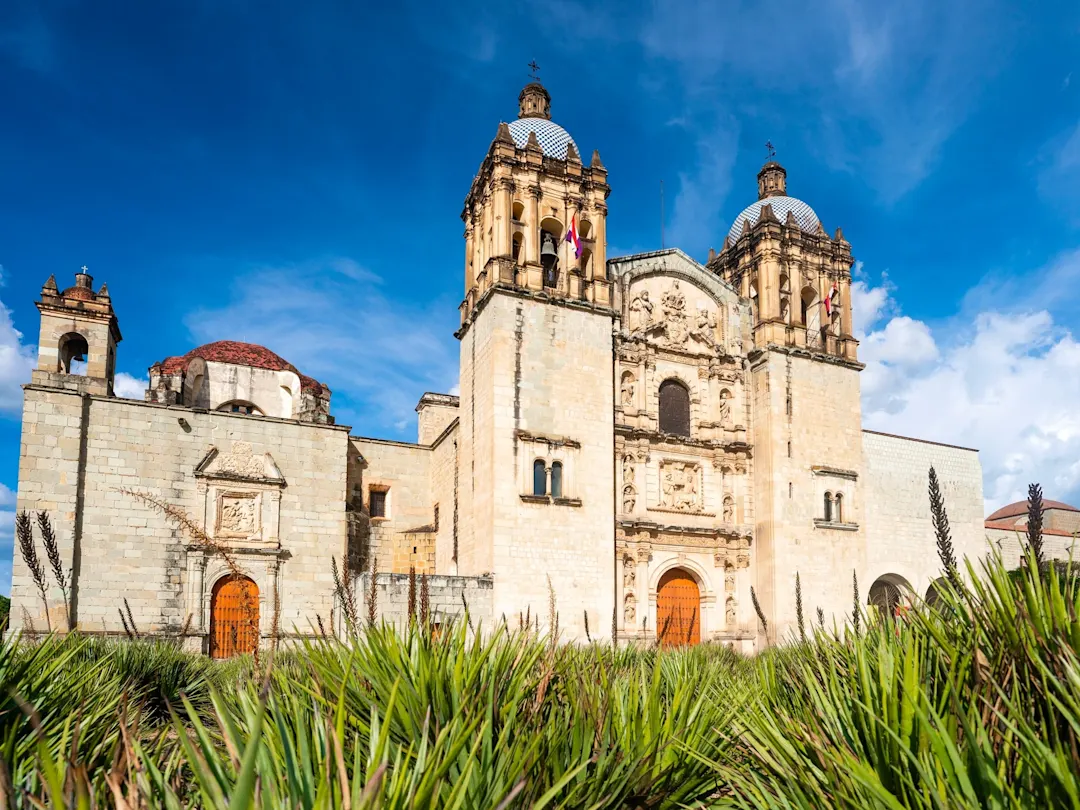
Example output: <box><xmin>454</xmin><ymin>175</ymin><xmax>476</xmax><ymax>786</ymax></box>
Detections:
<box><xmin>540</xmin><ymin>231</ymin><xmax>559</xmax><ymax>287</ymax></box>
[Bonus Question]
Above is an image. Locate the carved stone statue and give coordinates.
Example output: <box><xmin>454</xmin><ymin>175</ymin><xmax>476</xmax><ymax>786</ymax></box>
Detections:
<box><xmin>718</xmin><ymin>389</ymin><xmax>732</xmax><ymax>427</ymax></box>
<box><xmin>691</xmin><ymin>307</ymin><xmax>716</xmax><ymax>347</ymax></box>
<box><xmin>622</xmin><ymin>484</ymin><xmax>636</xmax><ymax>513</ymax></box>
<box><xmin>726</xmin><ymin>594</ymin><xmax>736</xmax><ymax>627</ymax></box>
<box><xmin>620</xmin><ymin>373</ymin><xmax>635</xmax><ymax>408</ymax></box>
<box><xmin>660</xmin><ymin>461</ymin><xmax>701</xmax><ymax>512</ymax></box>
<box><xmin>623</xmin><ymin>556</ymin><xmax>636</xmax><ymax>589</ymax></box>
<box><xmin>624</xmin><ymin>593</ymin><xmax>636</xmax><ymax>624</ymax></box>
<box><xmin>622</xmin><ymin>454</ymin><xmax>635</xmax><ymax>485</ymax></box>
<box><xmin>723</xmin><ymin>494</ymin><xmax>735</xmax><ymax>523</ymax></box>
<box><xmin>627</xmin><ymin>291</ymin><xmax>653</xmax><ymax>331</ymax></box>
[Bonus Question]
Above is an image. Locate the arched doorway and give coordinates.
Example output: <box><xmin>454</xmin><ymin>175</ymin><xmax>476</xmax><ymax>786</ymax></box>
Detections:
<box><xmin>656</xmin><ymin>568</ymin><xmax>700</xmax><ymax>648</ymax></box>
<box><xmin>868</xmin><ymin>574</ymin><xmax>913</xmax><ymax>621</ymax></box>
<box><xmin>210</xmin><ymin>576</ymin><xmax>259</xmax><ymax>659</ymax></box>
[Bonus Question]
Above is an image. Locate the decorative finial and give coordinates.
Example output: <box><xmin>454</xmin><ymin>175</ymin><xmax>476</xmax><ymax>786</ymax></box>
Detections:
<box><xmin>766</xmin><ymin>141</ymin><xmax>776</xmax><ymax>159</ymax></box>
<box><xmin>528</xmin><ymin>60</ymin><xmax>540</xmax><ymax>80</ymax></box>
<box><xmin>81</xmin><ymin>265</ymin><xmax>88</xmax><ymax>272</ymax></box>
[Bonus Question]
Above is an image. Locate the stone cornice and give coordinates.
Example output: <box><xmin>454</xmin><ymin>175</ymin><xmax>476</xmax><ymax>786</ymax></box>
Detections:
<box><xmin>455</xmin><ymin>283</ymin><xmax>615</xmax><ymax>340</ymax></box>
<box><xmin>614</xmin><ymin>424</ymin><xmax>753</xmax><ymax>456</ymax></box>
<box><xmin>747</xmin><ymin>344</ymin><xmax>865</xmax><ymax>372</ymax></box>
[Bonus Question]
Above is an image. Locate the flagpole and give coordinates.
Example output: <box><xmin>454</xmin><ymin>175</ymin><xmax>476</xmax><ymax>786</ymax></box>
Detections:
<box><xmin>660</xmin><ymin>180</ymin><xmax>665</xmax><ymax>250</ymax></box>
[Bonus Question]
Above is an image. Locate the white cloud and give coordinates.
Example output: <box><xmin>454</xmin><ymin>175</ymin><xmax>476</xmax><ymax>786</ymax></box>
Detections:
<box><xmin>859</xmin><ymin>268</ymin><xmax>1080</xmax><ymax>513</ymax></box>
<box><xmin>0</xmin><ymin>483</ymin><xmax>14</xmax><ymax>508</ymax></box>
<box><xmin>184</xmin><ymin>258</ymin><xmax>460</xmax><ymax>437</ymax></box>
<box><xmin>0</xmin><ymin>295</ymin><xmax>35</xmax><ymax>417</ymax></box>
<box><xmin>113</xmin><ymin>372</ymin><xmax>148</xmax><ymax>400</ymax></box>
<box><xmin>0</xmin><ymin>485</ymin><xmax>13</xmax><ymax>597</ymax></box>
<box><xmin>666</xmin><ymin>112</ymin><xmax>740</xmax><ymax>256</ymax></box>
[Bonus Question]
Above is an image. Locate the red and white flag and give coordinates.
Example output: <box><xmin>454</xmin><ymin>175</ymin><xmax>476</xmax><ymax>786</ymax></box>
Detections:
<box><xmin>824</xmin><ymin>282</ymin><xmax>839</xmax><ymax>316</ymax></box>
<box><xmin>564</xmin><ymin>214</ymin><xmax>582</xmax><ymax>259</ymax></box>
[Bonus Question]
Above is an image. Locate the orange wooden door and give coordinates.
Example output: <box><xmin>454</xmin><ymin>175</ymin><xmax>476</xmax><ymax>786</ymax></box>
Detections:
<box><xmin>210</xmin><ymin>576</ymin><xmax>259</xmax><ymax>659</ymax></box>
<box><xmin>657</xmin><ymin>569</ymin><xmax>701</xmax><ymax>648</ymax></box>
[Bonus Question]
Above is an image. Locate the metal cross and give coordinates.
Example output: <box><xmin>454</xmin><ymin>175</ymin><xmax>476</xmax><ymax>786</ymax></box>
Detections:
<box><xmin>80</xmin><ymin>265</ymin><xmax>88</xmax><ymax>272</ymax></box>
<box><xmin>766</xmin><ymin>141</ymin><xmax>776</xmax><ymax>159</ymax></box>
<box><xmin>528</xmin><ymin>60</ymin><xmax>540</xmax><ymax>80</ymax></box>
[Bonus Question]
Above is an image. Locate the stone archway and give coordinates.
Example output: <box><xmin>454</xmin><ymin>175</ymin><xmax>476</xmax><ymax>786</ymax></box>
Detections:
<box><xmin>210</xmin><ymin>575</ymin><xmax>259</xmax><ymax>659</ymax></box>
<box><xmin>656</xmin><ymin>568</ymin><xmax>701</xmax><ymax>648</ymax></box>
<box><xmin>868</xmin><ymin>573</ymin><xmax>913</xmax><ymax>621</ymax></box>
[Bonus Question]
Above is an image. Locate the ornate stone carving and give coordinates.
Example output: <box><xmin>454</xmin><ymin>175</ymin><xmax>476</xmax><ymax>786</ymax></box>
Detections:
<box><xmin>724</xmin><ymin>559</ymin><xmax>737</xmax><ymax>627</ymax></box>
<box><xmin>624</xmin><ymin>592</ymin><xmax>636</xmax><ymax>624</ymax></box>
<box><xmin>691</xmin><ymin>307</ymin><xmax>717</xmax><ymax>348</ymax></box>
<box><xmin>620</xmin><ymin>372</ymin><xmax>636</xmax><ymax>409</ymax></box>
<box><xmin>214</xmin><ymin>442</ymin><xmax>267</xmax><ymax>479</ymax></box>
<box><xmin>622</xmin><ymin>555</ymin><xmax>636</xmax><ymax>589</ymax></box>
<box><xmin>622</xmin><ymin>485</ymin><xmax>636</xmax><ymax>513</ymax></box>
<box><xmin>660</xmin><ymin>460</ymin><xmax>701</xmax><ymax>512</ymax></box>
<box><xmin>658</xmin><ymin>281</ymin><xmax>689</xmax><ymax>346</ymax></box>
<box><xmin>627</xmin><ymin>290</ymin><xmax>653</xmax><ymax>331</ymax></box>
<box><xmin>218</xmin><ymin>494</ymin><xmax>258</xmax><ymax>537</ymax></box>
<box><xmin>723</xmin><ymin>494</ymin><xmax>735</xmax><ymax>523</ymax></box>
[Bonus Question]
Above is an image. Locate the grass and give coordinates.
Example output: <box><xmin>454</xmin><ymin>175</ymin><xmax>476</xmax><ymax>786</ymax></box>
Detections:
<box><xmin>0</xmin><ymin>548</ymin><xmax>1077</xmax><ymax>808</ymax></box>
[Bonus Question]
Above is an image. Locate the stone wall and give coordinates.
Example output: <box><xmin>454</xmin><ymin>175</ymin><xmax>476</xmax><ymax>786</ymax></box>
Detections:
<box><xmin>985</xmin><ymin>526</ymin><xmax>1080</xmax><ymax>570</ymax></box>
<box><xmin>355</xmin><ymin>572</ymin><xmax>493</xmax><ymax>633</ymax></box>
<box><xmin>14</xmin><ymin>386</ymin><xmax>349</xmax><ymax>645</ymax></box>
<box><xmin>752</xmin><ymin>350</ymin><xmax>865</xmax><ymax>643</ymax></box>
<box><xmin>348</xmin><ymin>437</ymin><xmax>434</xmax><ymax>574</ymax></box>
<box><xmin>861</xmin><ymin>430</ymin><xmax>985</xmax><ymax>600</ymax></box>
<box><xmin>458</xmin><ymin>291</ymin><xmax>616</xmax><ymax>639</ymax></box>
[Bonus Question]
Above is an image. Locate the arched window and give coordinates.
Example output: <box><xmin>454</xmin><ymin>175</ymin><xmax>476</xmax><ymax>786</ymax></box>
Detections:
<box><xmin>512</xmin><ymin>231</ymin><xmax>523</xmax><ymax>264</ymax></box>
<box><xmin>532</xmin><ymin>459</ymin><xmax>547</xmax><ymax>496</ymax></box>
<box><xmin>550</xmin><ymin>461</ymin><xmax>563</xmax><ymax>498</ymax></box>
<box><xmin>834</xmin><ymin>492</ymin><xmax>844</xmax><ymax>522</ymax></box>
<box><xmin>512</xmin><ymin>200</ymin><xmax>525</xmax><ymax>222</ymax></box>
<box><xmin>801</xmin><ymin>286</ymin><xmax>819</xmax><ymax>327</ymax></box>
<box><xmin>658</xmin><ymin>379</ymin><xmax>691</xmax><ymax>437</ymax></box>
<box><xmin>58</xmin><ymin>332</ymin><xmax>89</xmax><ymax>375</ymax></box>
<box><xmin>217</xmin><ymin>400</ymin><xmax>263</xmax><ymax>416</ymax></box>
<box><xmin>824</xmin><ymin>492</ymin><xmax>834</xmax><ymax>522</ymax></box>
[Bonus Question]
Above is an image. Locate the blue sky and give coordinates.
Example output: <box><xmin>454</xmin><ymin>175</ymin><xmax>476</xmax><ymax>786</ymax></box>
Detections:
<box><xmin>2</xmin><ymin>1</ymin><xmax>1080</xmax><ymax>592</ymax></box>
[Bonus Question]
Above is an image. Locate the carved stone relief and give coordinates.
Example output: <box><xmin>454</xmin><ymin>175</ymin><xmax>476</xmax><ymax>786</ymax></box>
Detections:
<box><xmin>217</xmin><ymin>493</ymin><xmax>259</xmax><ymax>538</ymax></box>
<box><xmin>723</xmin><ymin>494</ymin><xmax>735</xmax><ymax>523</ymax></box>
<box><xmin>624</xmin><ymin>592</ymin><xmax>637</xmax><ymax>624</ymax></box>
<box><xmin>659</xmin><ymin>460</ymin><xmax>701</xmax><ymax>512</ymax></box>
<box><xmin>627</xmin><ymin>290</ymin><xmax>654</xmax><ymax>331</ymax></box>
<box><xmin>718</xmin><ymin>388</ymin><xmax>732</xmax><ymax>427</ymax></box>
<box><xmin>214</xmin><ymin>442</ymin><xmax>267</xmax><ymax>478</ymax></box>
<box><xmin>622</xmin><ymin>555</ymin><xmax>636</xmax><ymax>590</ymax></box>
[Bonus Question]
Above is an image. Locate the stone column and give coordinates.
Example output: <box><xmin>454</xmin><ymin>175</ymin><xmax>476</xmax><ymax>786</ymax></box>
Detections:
<box><xmin>495</xmin><ymin>179</ymin><xmax>512</xmax><ymax>258</ymax></box>
<box><xmin>525</xmin><ymin>187</ymin><xmax>540</xmax><ymax>265</ymax></box>
<box><xmin>195</xmin><ymin>554</ymin><xmax>208</xmax><ymax>633</ymax></box>
<box><xmin>464</xmin><ymin>222</ymin><xmax>474</xmax><ymax>293</ymax></box>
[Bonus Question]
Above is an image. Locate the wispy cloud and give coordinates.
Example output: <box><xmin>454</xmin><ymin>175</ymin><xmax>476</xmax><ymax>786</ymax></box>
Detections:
<box><xmin>184</xmin><ymin>257</ymin><xmax>460</xmax><ymax>437</ymax></box>
<box><xmin>638</xmin><ymin>0</ymin><xmax>1012</xmax><ymax>201</ymax></box>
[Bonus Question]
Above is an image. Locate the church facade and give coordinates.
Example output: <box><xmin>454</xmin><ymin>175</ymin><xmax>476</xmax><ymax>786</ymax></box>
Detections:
<box><xmin>10</xmin><ymin>82</ymin><xmax>988</xmax><ymax>652</ymax></box>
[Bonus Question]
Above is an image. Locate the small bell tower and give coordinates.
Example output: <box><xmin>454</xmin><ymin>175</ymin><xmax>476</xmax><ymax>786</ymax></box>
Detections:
<box><xmin>33</xmin><ymin>268</ymin><xmax>121</xmax><ymax>396</ymax></box>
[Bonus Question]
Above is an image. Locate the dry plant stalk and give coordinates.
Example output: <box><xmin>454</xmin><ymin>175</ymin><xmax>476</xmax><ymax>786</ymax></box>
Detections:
<box><xmin>123</xmin><ymin>598</ymin><xmax>141</xmax><ymax>639</ymax></box>
<box><xmin>851</xmin><ymin>570</ymin><xmax>861</xmax><ymax>636</ymax></box>
<box><xmin>750</xmin><ymin>585</ymin><xmax>768</xmax><ymax>636</ymax></box>
<box><xmin>16</xmin><ymin>511</ymin><xmax>51</xmax><ymax>634</ymax></box>
<box><xmin>407</xmin><ymin>566</ymin><xmax>417</xmax><ymax>623</ymax></box>
<box><xmin>1027</xmin><ymin>482</ymin><xmax>1045</xmax><ymax>568</ymax></box>
<box><xmin>331</xmin><ymin>556</ymin><xmax>358</xmax><ymax>632</ymax></box>
<box><xmin>420</xmin><ymin>573</ymin><xmax>430</xmax><ymax>629</ymax></box>
<box><xmin>37</xmin><ymin>511</ymin><xmax>71</xmax><ymax>630</ymax></box>
<box><xmin>929</xmin><ymin>466</ymin><xmax>960</xmax><ymax>587</ymax></box>
<box><xmin>120</xmin><ymin>488</ymin><xmax>260</xmax><ymax>665</ymax></box>
<box><xmin>816</xmin><ymin>606</ymin><xmax>825</xmax><ymax>629</ymax></box>
<box><xmin>795</xmin><ymin>572</ymin><xmax>805</xmax><ymax>642</ymax></box>
<box><xmin>119</xmin><ymin>607</ymin><xmax>134</xmax><ymax>640</ymax></box>
<box><xmin>367</xmin><ymin>553</ymin><xmax>379</xmax><ymax>628</ymax></box>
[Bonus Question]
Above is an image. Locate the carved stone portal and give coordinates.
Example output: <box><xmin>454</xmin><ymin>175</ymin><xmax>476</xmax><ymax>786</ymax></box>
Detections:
<box><xmin>660</xmin><ymin>460</ymin><xmax>701</xmax><ymax>512</ymax></box>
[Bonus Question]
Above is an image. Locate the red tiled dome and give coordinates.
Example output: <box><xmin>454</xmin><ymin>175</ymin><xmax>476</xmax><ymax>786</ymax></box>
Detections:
<box><xmin>61</xmin><ymin>286</ymin><xmax>97</xmax><ymax>301</ymax></box>
<box><xmin>986</xmin><ymin>499</ymin><xmax>1079</xmax><ymax>522</ymax></box>
<box><xmin>154</xmin><ymin>341</ymin><xmax>328</xmax><ymax>395</ymax></box>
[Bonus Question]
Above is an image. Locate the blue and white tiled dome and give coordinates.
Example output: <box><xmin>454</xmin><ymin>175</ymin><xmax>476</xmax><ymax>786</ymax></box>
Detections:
<box><xmin>507</xmin><ymin>118</ymin><xmax>579</xmax><ymax>160</ymax></box>
<box><xmin>727</xmin><ymin>196</ymin><xmax>820</xmax><ymax>241</ymax></box>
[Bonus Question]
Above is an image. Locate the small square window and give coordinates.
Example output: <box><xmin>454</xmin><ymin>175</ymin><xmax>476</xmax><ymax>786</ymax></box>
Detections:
<box><xmin>370</xmin><ymin>489</ymin><xmax>388</xmax><ymax>518</ymax></box>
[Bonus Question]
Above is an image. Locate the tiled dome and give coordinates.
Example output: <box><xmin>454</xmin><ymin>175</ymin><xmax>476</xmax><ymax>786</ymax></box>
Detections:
<box><xmin>506</xmin><ymin>118</ymin><xmax>578</xmax><ymax>160</ymax></box>
<box><xmin>728</xmin><ymin>196</ymin><xmax>820</xmax><ymax>242</ymax></box>
<box><xmin>155</xmin><ymin>341</ymin><xmax>328</xmax><ymax>395</ymax></box>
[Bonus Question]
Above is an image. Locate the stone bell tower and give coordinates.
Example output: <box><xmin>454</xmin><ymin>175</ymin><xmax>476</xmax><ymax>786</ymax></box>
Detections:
<box><xmin>708</xmin><ymin>160</ymin><xmax>864</xmax><ymax>642</ymax></box>
<box><xmin>33</xmin><ymin>268</ymin><xmax>121</xmax><ymax>397</ymax></box>
<box><xmin>455</xmin><ymin>79</ymin><xmax>616</xmax><ymax>640</ymax></box>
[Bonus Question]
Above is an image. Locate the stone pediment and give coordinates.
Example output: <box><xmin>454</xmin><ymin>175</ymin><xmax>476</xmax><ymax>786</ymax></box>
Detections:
<box><xmin>194</xmin><ymin>441</ymin><xmax>286</xmax><ymax>485</ymax></box>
